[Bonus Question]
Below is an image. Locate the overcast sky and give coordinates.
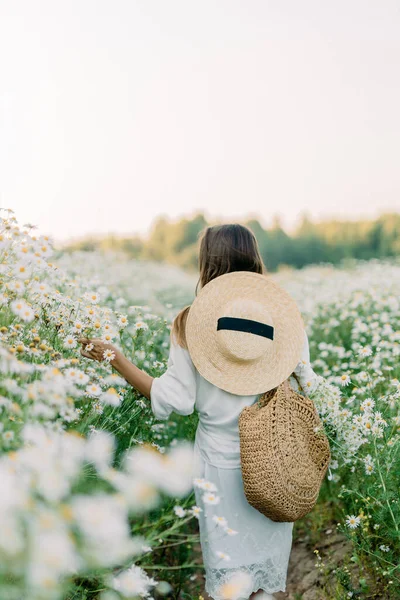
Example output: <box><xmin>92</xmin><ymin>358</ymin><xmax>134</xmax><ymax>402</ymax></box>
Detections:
<box><xmin>1</xmin><ymin>0</ymin><xmax>400</xmax><ymax>242</ymax></box>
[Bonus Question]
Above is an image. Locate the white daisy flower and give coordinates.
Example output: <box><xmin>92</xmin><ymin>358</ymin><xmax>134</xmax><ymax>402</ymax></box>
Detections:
<box><xmin>72</xmin><ymin>320</ymin><xmax>85</xmax><ymax>333</ymax></box>
<box><xmin>112</xmin><ymin>565</ymin><xmax>157</xmax><ymax>597</ymax></box>
<box><xmin>190</xmin><ymin>506</ymin><xmax>203</xmax><ymax>518</ymax></box>
<box><xmin>8</xmin><ymin>279</ymin><xmax>25</xmax><ymax>295</ymax></box>
<box><xmin>14</xmin><ymin>261</ymin><xmax>31</xmax><ymax>279</ymax></box>
<box><xmin>103</xmin><ymin>348</ymin><xmax>116</xmax><ymax>362</ymax></box>
<box><xmin>193</xmin><ymin>478</ymin><xmax>206</xmax><ymax>487</ymax></box>
<box><xmin>339</xmin><ymin>374</ymin><xmax>351</xmax><ymax>387</ymax></box>
<box><xmin>101</xmin><ymin>387</ymin><xmax>122</xmax><ymax>406</ymax></box>
<box><xmin>85</xmin><ymin>291</ymin><xmax>101</xmax><ymax>304</ymax></box>
<box><xmin>3</xmin><ymin>430</ymin><xmax>14</xmax><ymax>442</ymax></box>
<box><xmin>202</xmin><ymin>493</ymin><xmax>220</xmax><ymax>505</ymax></box>
<box><xmin>174</xmin><ymin>506</ymin><xmax>186</xmax><ymax>518</ymax></box>
<box><xmin>225</xmin><ymin>527</ymin><xmax>239</xmax><ymax>536</ymax></box>
<box><xmin>117</xmin><ymin>314</ymin><xmax>129</xmax><ymax>328</ymax></box>
<box><xmin>198</xmin><ymin>480</ymin><xmax>218</xmax><ymax>492</ymax></box>
<box><xmin>20</xmin><ymin>305</ymin><xmax>35</xmax><ymax>322</ymax></box>
<box><xmin>360</xmin><ymin>398</ymin><xmax>375</xmax><ymax>412</ymax></box>
<box><xmin>216</xmin><ymin>551</ymin><xmax>231</xmax><ymax>562</ymax></box>
<box><xmin>358</xmin><ymin>346</ymin><xmax>372</xmax><ymax>357</ymax></box>
<box><xmin>85</xmin><ymin>383</ymin><xmax>102</xmax><ymax>397</ymax></box>
<box><xmin>212</xmin><ymin>516</ymin><xmax>227</xmax><ymax>528</ymax></box>
<box><xmin>63</xmin><ymin>335</ymin><xmax>78</xmax><ymax>349</ymax></box>
<box><xmin>345</xmin><ymin>515</ymin><xmax>361</xmax><ymax>529</ymax></box>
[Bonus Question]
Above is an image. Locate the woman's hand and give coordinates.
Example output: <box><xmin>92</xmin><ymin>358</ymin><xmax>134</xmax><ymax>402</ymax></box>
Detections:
<box><xmin>78</xmin><ymin>337</ymin><xmax>154</xmax><ymax>399</ymax></box>
<box><xmin>78</xmin><ymin>337</ymin><xmax>119</xmax><ymax>363</ymax></box>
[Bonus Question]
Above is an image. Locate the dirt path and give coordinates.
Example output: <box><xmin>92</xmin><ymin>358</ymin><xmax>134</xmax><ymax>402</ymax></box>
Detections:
<box><xmin>275</xmin><ymin>531</ymin><xmax>352</xmax><ymax>600</ymax></box>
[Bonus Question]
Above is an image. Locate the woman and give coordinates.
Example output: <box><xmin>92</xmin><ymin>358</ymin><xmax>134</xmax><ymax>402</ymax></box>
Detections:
<box><xmin>79</xmin><ymin>224</ymin><xmax>316</xmax><ymax>600</ymax></box>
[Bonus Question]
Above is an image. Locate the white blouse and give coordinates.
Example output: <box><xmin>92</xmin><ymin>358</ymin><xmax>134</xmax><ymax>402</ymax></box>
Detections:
<box><xmin>150</xmin><ymin>330</ymin><xmax>315</xmax><ymax>470</ymax></box>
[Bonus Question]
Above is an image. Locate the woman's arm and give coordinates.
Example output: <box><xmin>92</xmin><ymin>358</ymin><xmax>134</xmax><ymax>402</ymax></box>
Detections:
<box><xmin>78</xmin><ymin>337</ymin><xmax>154</xmax><ymax>400</ymax></box>
<box><xmin>111</xmin><ymin>350</ymin><xmax>154</xmax><ymax>400</ymax></box>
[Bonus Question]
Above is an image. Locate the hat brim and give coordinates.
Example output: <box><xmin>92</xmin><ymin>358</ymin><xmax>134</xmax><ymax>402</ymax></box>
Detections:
<box><xmin>185</xmin><ymin>271</ymin><xmax>305</xmax><ymax>395</ymax></box>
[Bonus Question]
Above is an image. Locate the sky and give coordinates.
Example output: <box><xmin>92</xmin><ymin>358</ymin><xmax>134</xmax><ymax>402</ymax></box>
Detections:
<box><xmin>1</xmin><ymin>0</ymin><xmax>400</xmax><ymax>243</ymax></box>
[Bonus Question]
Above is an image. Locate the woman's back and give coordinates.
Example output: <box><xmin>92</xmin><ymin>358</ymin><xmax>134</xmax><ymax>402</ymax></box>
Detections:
<box><xmin>194</xmin><ymin>364</ymin><xmax>260</xmax><ymax>468</ymax></box>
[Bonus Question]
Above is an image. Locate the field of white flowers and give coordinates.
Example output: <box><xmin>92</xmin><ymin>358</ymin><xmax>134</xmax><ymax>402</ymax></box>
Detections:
<box><xmin>0</xmin><ymin>208</ymin><xmax>399</xmax><ymax>600</ymax></box>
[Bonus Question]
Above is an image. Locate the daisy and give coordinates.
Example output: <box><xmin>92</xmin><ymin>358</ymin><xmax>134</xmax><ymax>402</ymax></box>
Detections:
<box><xmin>339</xmin><ymin>374</ymin><xmax>351</xmax><ymax>387</ymax></box>
<box><xmin>14</xmin><ymin>261</ymin><xmax>31</xmax><ymax>279</ymax></box>
<box><xmin>193</xmin><ymin>477</ymin><xmax>206</xmax><ymax>486</ymax></box>
<box><xmin>174</xmin><ymin>506</ymin><xmax>186</xmax><ymax>518</ymax></box>
<box><xmin>117</xmin><ymin>314</ymin><xmax>129</xmax><ymax>328</ymax></box>
<box><xmin>360</xmin><ymin>398</ymin><xmax>375</xmax><ymax>412</ymax></box>
<box><xmin>93</xmin><ymin>402</ymin><xmax>104</xmax><ymax>414</ymax></box>
<box><xmin>216</xmin><ymin>551</ymin><xmax>231</xmax><ymax>562</ymax></box>
<box><xmin>362</xmin><ymin>419</ymin><xmax>373</xmax><ymax>433</ymax></box>
<box><xmin>199</xmin><ymin>480</ymin><xmax>217</xmax><ymax>492</ymax></box>
<box><xmin>101</xmin><ymin>387</ymin><xmax>122</xmax><ymax>407</ymax></box>
<box><xmin>190</xmin><ymin>506</ymin><xmax>203</xmax><ymax>518</ymax></box>
<box><xmin>346</xmin><ymin>515</ymin><xmax>361</xmax><ymax>529</ymax></box>
<box><xmin>3</xmin><ymin>430</ymin><xmax>14</xmax><ymax>442</ymax></box>
<box><xmin>63</xmin><ymin>335</ymin><xmax>78</xmax><ymax>350</ymax></box>
<box><xmin>212</xmin><ymin>516</ymin><xmax>228</xmax><ymax>528</ymax></box>
<box><xmin>37</xmin><ymin>241</ymin><xmax>52</xmax><ymax>257</ymax></box>
<box><xmin>225</xmin><ymin>528</ymin><xmax>239</xmax><ymax>536</ymax></box>
<box><xmin>8</xmin><ymin>279</ymin><xmax>25</xmax><ymax>295</ymax></box>
<box><xmin>358</xmin><ymin>346</ymin><xmax>372</xmax><ymax>357</ymax></box>
<box><xmin>72</xmin><ymin>321</ymin><xmax>85</xmax><ymax>333</ymax></box>
<box><xmin>10</xmin><ymin>298</ymin><xmax>26</xmax><ymax>316</ymax></box>
<box><xmin>102</xmin><ymin>333</ymin><xmax>116</xmax><ymax>345</ymax></box>
<box><xmin>296</xmin><ymin>359</ymin><xmax>309</xmax><ymax>371</ymax></box>
<box><xmin>85</xmin><ymin>291</ymin><xmax>101</xmax><ymax>304</ymax></box>
<box><xmin>74</xmin><ymin>370</ymin><xmax>90</xmax><ymax>386</ymax></box>
<box><xmin>135</xmin><ymin>321</ymin><xmax>149</xmax><ymax>331</ymax></box>
<box><xmin>103</xmin><ymin>348</ymin><xmax>116</xmax><ymax>362</ymax></box>
<box><xmin>203</xmin><ymin>493</ymin><xmax>220</xmax><ymax>505</ymax></box>
<box><xmin>85</xmin><ymin>383</ymin><xmax>102</xmax><ymax>397</ymax></box>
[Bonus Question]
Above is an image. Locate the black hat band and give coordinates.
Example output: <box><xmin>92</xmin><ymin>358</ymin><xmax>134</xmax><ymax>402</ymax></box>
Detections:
<box><xmin>217</xmin><ymin>317</ymin><xmax>274</xmax><ymax>340</ymax></box>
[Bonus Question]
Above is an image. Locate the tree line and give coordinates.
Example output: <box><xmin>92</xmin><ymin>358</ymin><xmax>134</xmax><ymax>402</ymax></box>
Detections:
<box><xmin>62</xmin><ymin>212</ymin><xmax>400</xmax><ymax>272</ymax></box>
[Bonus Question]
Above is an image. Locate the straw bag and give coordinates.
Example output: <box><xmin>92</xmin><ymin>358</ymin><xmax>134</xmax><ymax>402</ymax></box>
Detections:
<box><xmin>238</xmin><ymin>376</ymin><xmax>331</xmax><ymax>522</ymax></box>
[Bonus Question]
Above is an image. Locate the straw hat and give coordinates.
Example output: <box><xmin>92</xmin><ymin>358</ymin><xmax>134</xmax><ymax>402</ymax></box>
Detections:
<box><xmin>185</xmin><ymin>271</ymin><xmax>305</xmax><ymax>395</ymax></box>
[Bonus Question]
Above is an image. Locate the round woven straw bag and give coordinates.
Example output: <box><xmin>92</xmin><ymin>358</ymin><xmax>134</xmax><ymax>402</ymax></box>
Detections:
<box><xmin>238</xmin><ymin>377</ymin><xmax>331</xmax><ymax>522</ymax></box>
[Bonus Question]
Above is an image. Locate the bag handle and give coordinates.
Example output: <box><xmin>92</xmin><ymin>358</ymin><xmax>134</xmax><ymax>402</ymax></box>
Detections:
<box><xmin>257</xmin><ymin>372</ymin><xmax>305</xmax><ymax>409</ymax></box>
<box><xmin>257</xmin><ymin>386</ymin><xmax>278</xmax><ymax>408</ymax></box>
<box><xmin>291</xmin><ymin>371</ymin><xmax>307</xmax><ymax>395</ymax></box>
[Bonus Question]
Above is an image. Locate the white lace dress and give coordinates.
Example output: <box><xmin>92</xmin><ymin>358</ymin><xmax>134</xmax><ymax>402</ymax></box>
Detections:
<box><xmin>150</xmin><ymin>330</ymin><xmax>316</xmax><ymax>599</ymax></box>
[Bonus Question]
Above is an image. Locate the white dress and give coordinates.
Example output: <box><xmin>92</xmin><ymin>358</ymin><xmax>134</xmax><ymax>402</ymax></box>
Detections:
<box><xmin>150</xmin><ymin>330</ymin><xmax>315</xmax><ymax>599</ymax></box>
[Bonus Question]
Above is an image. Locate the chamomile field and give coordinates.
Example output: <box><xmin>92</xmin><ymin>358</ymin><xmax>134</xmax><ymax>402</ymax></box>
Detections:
<box><xmin>0</xmin><ymin>208</ymin><xmax>399</xmax><ymax>600</ymax></box>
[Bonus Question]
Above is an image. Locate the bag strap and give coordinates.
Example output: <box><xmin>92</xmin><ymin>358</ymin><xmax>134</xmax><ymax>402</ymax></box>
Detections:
<box><xmin>257</xmin><ymin>373</ymin><xmax>305</xmax><ymax>409</ymax></box>
<box><xmin>257</xmin><ymin>387</ymin><xmax>278</xmax><ymax>408</ymax></box>
<box><xmin>291</xmin><ymin>371</ymin><xmax>306</xmax><ymax>395</ymax></box>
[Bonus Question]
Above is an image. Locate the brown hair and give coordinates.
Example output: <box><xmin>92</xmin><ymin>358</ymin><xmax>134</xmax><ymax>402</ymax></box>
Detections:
<box><xmin>171</xmin><ymin>223</ymin><xmax>266</xmax><ymax>348</ymax></box>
